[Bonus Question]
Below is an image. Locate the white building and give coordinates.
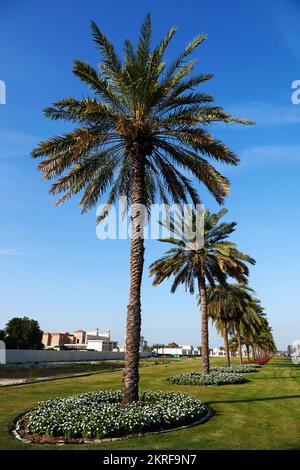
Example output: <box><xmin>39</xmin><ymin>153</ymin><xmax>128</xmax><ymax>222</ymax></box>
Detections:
<box><xmin>210</xmin><ymin>346</ymin><xmax>250</xmax><ymax>357</ymax></box>
<box><xmin>63</xmin><ymin>328</ymin><xmax>118</xmax><ymax>352</ymax></box>
<box><xmin>154</xmin><ymin>345</ymin><xmax>200</xmax><ymax>356</ymax></box>
<box><xmin>210</xmin><ymin>347</ymin><xmax>226</xmax><ymax>357</ymax></box>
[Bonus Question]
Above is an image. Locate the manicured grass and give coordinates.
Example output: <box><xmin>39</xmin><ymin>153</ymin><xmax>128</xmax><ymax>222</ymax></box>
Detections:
<box><xmin>0</xmin><ymin>357</ymin><xmax>299</xmax><ymax>450</ymax></box>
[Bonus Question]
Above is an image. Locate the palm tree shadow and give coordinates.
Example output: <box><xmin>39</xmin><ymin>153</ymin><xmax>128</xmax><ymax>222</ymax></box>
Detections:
<box><xmin>208</xmin><ymin>394</ymin><xmax>300</xmax><ymax>405</ymax></box>
<box><xmin>253</xmin><ymin>376</ymin><xmax>300</xmax><ymax>380</ymax></box>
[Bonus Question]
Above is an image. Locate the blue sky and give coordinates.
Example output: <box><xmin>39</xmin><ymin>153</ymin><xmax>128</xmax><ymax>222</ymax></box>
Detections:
<box><xmin>0</xmin><ymin>0</ymin><xmax>299</xmax><ymax>349</ymax></box>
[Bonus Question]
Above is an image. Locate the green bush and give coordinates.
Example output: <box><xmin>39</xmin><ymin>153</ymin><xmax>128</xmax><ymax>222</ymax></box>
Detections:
<box><xmin>210</xmin><ymin>365</ymin><xmax>259</xmax><ymax>374</ymax></box>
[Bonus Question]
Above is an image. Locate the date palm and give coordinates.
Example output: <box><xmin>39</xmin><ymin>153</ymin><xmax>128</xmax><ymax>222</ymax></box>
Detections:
<box><xmin>247</xmin><ymin>315</ymin><xmax>276</xmax><ymax>360</ymax></box>
<box><xmin>150</xmin><ymin>208</ymin><xmax>255</xmax><ymax>373</ymax></box>
<box><xmin>237</xmin><ymin>295</ymin><xmax>265</xmax><ymax>362</ymax></box>
<box><xmin>207</xmin><ymin>284</ymin><xmax>255</xmax><ymax>366</ymax></box>
<box><xmin>31</xmin><ymin>15</ymin><xmax>251</xmax><ymax>402</ymax></box>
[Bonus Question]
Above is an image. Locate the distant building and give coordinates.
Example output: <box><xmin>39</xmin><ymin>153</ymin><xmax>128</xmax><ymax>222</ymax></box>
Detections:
<box><xmin>74</xmin><ymin>330</ymin><xmax>86</xmax><ymax>344</ymax></box>
<box><xmin>84</xmin><ymin>329</ymin><xmax>118</xmax><ymax>352</ymax></box>
<box><xmin>118</xmin><ymin>335</ymin><xmax>148</xmax><ymax>353</ymax></box>
<box><xmin>210</xmin><ymin>347</ymin><xmax>226</xmax><ymax>357</ymax></box>
<box><xmin>210</xmin><ymin>346</ymin><xmax>250</xmax><ymax>357</ymax></box>
<box><xmin>42</xmin><ymin>328</ymin><xmax>118</xmax><ymax>352</ymax></box>
<box><xmin>154</xmin><ymin>345</ymin><xmax>200</xmax><ymax>356</ymax></box>
<box><xmin>42</xmin><ymin>332</ymin><xmax>75</xmax><ymax>348</ymax></box>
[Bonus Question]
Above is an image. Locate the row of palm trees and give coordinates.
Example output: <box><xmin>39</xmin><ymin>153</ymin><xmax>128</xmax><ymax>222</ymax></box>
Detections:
<box><xmin>150</xmin><ymin>208</ymin><xmax>276</xmax><ymax>373</ymax></box>
<box><xmin>207</xmin><ymin>284</ymin><xmax>275</xmax><ymax>366</ymax></box>
<box><xmin>31</xmin><ymin>15</ymin><xmax>275</xmax><ymax>404</ymax></box>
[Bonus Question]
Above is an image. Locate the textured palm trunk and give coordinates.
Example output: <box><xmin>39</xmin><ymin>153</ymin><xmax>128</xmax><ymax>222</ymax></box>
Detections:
<box><xmin>122</xmin><ymin>155</ymin><xmax>145</xmax><ymax>404</ymax></box>
<box><xmin>252</xmin><ymin>345</ymin><xmax>256</xmax><ymax>362</ymax></box>
<box><xmin>198</xmin><ymin>271</ymin><xmax>210</xmax><ymax>374</ymax></box>
<box><xmin>246</xmin><ymin>344</ymin><xmax>250</xmax><ymax>363</ymax></box>
<box><xmin>236</xmin><ymin>325</ymin><xmax>243</xmax><ymax>364</ymax></box>
<box><xmin>223</xmin><ymin>323</ymin><xmax>231</xmax><ymax>367</ymax></box>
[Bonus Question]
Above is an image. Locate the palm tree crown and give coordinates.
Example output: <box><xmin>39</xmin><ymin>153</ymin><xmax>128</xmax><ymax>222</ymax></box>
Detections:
<box><xmin>32</xmin><ymin>14</ymin><xmax>250</xmax><ymax>218</ymax></box>
<box><xmin>150</xmin><ymin>209</ymin><xmax>255</xmax><ymax>291</ymax></box>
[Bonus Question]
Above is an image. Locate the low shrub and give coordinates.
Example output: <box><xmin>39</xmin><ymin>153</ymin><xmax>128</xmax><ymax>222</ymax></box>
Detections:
<box><xmin>211</xmin><ymin>365</ymin><xmax>259</xmax><ymax>374</ymax></box>
<box><xmin>26</xmin><ymin>389</ymin><xmax>207</xmax><ymax>439</ymax></box>
<box><xmin>167</xmin><ymin>371</ymin><xmax>246</xmax><ymax>386</ymax></box>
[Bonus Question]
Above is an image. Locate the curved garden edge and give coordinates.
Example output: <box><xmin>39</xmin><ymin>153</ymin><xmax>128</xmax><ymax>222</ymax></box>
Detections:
<box><xmin>11</xmin><ymin>404</ymin><xmax>214</xmax><ymax>445</ymax></box>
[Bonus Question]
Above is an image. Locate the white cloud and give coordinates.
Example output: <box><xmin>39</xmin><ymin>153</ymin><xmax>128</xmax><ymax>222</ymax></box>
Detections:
<box><xmin>228</xmin><ymin>102</ymin><xmax>300</xmax><ymax>126</ymax></box>
<box><xmin>241</xmin><ymin>144</ymin><xmax>300</xmax><ymax>167</ymax></box>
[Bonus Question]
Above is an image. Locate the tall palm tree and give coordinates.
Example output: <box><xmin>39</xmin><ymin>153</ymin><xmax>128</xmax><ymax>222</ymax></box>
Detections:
<box><xmin>210</xmin><ymin>288</ymin><xmax>276</xmax><ymax>363</ymax></box>
<box><xmin>150</xmin><ymin>208</ymin><xmax>255</xmax><ymax>373</ymax></box>
<box><xmin>250</xmin><ymin>316</ymin><xmax>276</xmax><ymax>359</ymax></box>
<box><xmin>207</xmin><ymin>284</ymin><xmax>255</xmax><ymax>366</ymax></box>
<box><xmin>31</xmin><ymin>15</ymin><xmax>251</xmax><ymax>403</ymax></box>
<box><xmin>237</xmin><ymin>295</ymin><xmax>265</xmax><ymax>362</ymax></box>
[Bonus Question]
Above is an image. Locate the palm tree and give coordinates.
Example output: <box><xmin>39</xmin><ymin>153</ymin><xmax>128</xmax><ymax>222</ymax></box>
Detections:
<box><xmin>209</xmin><ymin>286</ymin><xmax>276</xmax><ymax>363</ymax></box>
<box><xmin>207</xmin><ymin>286</ymin><xmax>233</xmax><ymax>366</ymax></box>
<box><xmin>150</xmin><ymin>208</ymin><xmax>255</xmax><ymax>373</ymax></box>
<box><xmin>237</xmin><ymin>295</ymin><xmax>264</xmax><ymax>362</ymax></box>
<box><xmin>207</xmin><ymin>284</ymin><xmax>255</xmax><ymax>366</ymax></box>
<box><xmin>250</xmin><ymin>316</ymin><xmax>276</xmax><ymax>359</ymax></box>
<box><xmin>31</xmin><ymin>15</ymin><xmax>251</xmax><ymax>403</ymax></box>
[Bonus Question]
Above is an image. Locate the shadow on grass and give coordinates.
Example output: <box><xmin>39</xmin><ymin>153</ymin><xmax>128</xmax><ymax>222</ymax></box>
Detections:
<box><xmin>208</xmin><ymin>394</ymin><xmax>300</xmax><ymax>405</ymax></box>
<box><xmin>253</xmin><ymin>376</ymin><xmax>300</xmax><ymax>381</ymax></box>
<box><xmin>266</xmin><ymin>363</ymin><xmax>299</xmax><ymax>368</ymax></box>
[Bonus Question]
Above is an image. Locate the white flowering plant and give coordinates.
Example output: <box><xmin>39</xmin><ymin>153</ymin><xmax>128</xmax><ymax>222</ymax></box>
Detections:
<box><xmin>26</xmin><ymin>389</ymin><xmax>207</xmax><ymax>439</ymax></box>
<box><xmin>168</xmin><ymin>371</ymin><xmax>246</xmax><ymax>386</ymax></box>
<box><xmin>210</xmin><ymin>365</ymin><xmax>259</xmax><ymax>374</ymax></box>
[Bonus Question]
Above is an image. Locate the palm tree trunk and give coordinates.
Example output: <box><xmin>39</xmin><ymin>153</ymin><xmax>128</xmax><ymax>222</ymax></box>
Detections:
<box><xmin>246</xmin><ymin>344</ymin><xmax>250</xmax><ymax>363</ymax></box>
<box><xmin>236</xmin><ymin>325</ymin><xmax>243</xmax><ymax>364</ymax></box>
<box><xmin>252</xmin><ymin>345</ymin><xmax>256</xmax><ymax>362</ymax></box>
<box><xmin>223</xmin><ymin>323</ymin><xmax>231</xmax><ymax>367</ymax></box>
<box><xmin>198</xmin><ymin>271</ymin><xmax>210</xmax><ymax>374</ymax></box>
<box><xmin>123</xmin><ymin>155</ymin><xmax>145</xmax><ymax>404</ymax></box>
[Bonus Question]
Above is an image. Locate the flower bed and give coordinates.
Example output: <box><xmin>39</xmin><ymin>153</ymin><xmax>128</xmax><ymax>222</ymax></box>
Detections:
<box><xmin>246</xmin><ymin>357</ymin><xmax>271</xmax><ymax>365</ymax></box>
<box><xmin>21</xmin><ymin>389</ymin><xmax>208</xmax><ymax>442</ymax></box>
<box><xmin>167</xmin><ymin>371</ymin><xmax>246</xmax><ymax>386</ymax></box>
<box><xmin>211</xmin><ymin>365</ymin><xmax>259</xmax><ymax>374</ymax></box>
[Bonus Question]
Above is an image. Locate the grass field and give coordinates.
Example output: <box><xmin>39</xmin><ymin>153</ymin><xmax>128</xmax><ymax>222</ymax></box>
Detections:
<box><xmin>0</xmin><ymin>357</ymin><xmax>299</xmax><ymax>450</ymax></box>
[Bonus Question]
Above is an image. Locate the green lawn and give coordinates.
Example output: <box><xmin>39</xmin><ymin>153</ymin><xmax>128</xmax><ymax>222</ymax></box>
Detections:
<box><xmin>0</xmin><ymin>357</ymin><xmax>299</xmax><ymax>450</ymax></box>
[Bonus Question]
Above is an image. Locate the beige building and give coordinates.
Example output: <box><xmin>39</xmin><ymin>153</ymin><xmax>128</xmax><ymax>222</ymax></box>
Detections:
<box><xmin>42</xmin><ymin>328</ymin><xmax>117</xmax><ymax>352</ymax></box>
<box><xmin>42</xmin><ymin>332</ymin><xmax>75</xmax><ymax>348</ymax></box>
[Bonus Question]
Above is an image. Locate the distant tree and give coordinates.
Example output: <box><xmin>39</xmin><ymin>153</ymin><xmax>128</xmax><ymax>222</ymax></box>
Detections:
<box><xmin>142</xmin><ymin>344</ymin><xmax>153</xmax><ymax>352</ymax></box>
<box><xmin>0</xmin><ymin>330</ymin><xmax>6</xmax><ymax>342</ymax></box>
<box><xmin>151</xmin><ymin>343</ymin><xmax>166</xmax><ymax>350</ymax></box>
<box><xmin>167</xmin><ymin>342</ymin><xmax>179</xmax><ymax>348</ymax></box>
<box><xmin>4</xmin><ymin>317</ymin><xmax>43</xmax><ymax>350</ymax></box>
